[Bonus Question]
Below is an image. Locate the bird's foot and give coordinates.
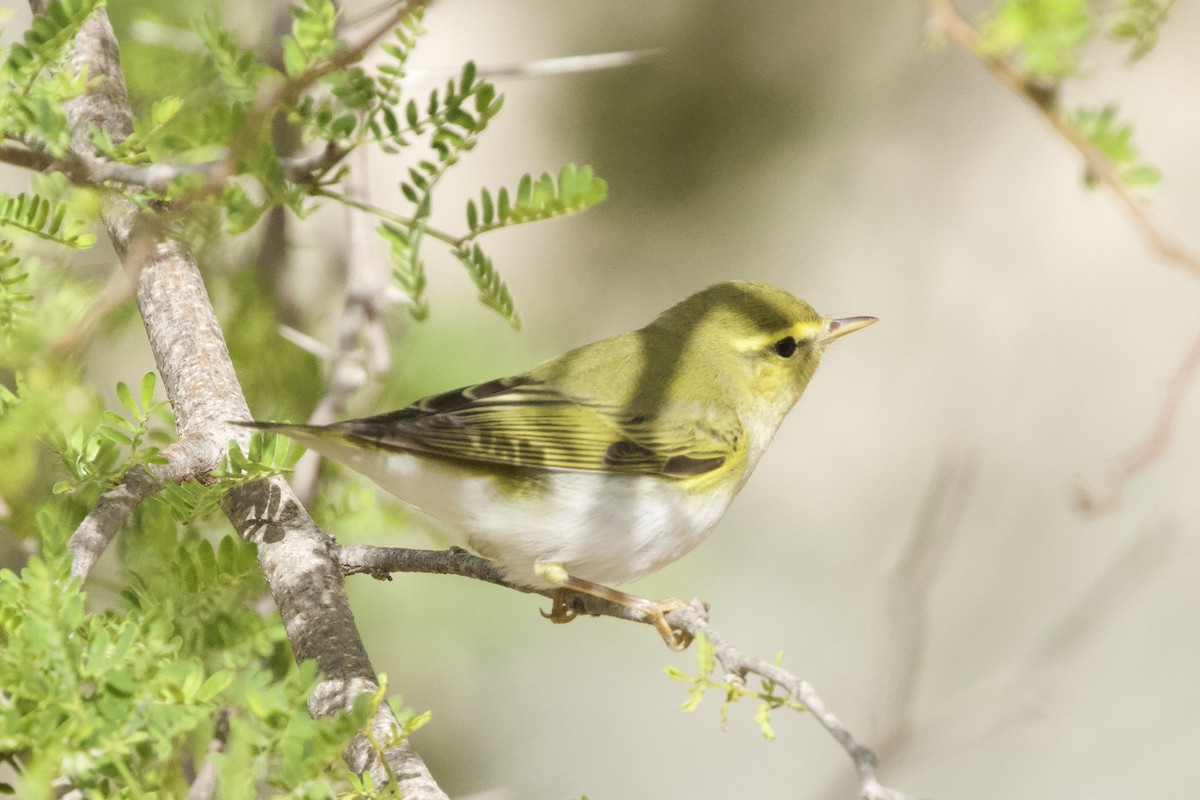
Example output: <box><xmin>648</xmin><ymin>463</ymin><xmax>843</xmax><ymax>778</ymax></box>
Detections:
<box><xmin>533</xmin><ymin>561</ymin><xmax>692</xmax><ymax>650</ymax></box>
<box><xmin>633</xmin><ymin>596</ymin><xmax>692</xmax><ymax>651</ymax></box>
<box><xmin>539</xmin><ymin>589</ymin><xmax>579</xmax><ymax>624</ymax></box>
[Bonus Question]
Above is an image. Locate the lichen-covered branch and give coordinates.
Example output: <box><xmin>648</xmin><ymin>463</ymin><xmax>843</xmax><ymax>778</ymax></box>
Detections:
<box><xmin>46</xmin><ymin>3</ymin><xmax>445</xmax><ymax>796</ymax></box>
<box><xmin>0</xmin><ymin>136</ymin><xmax>347</xmax><ymax>191</ymax></box>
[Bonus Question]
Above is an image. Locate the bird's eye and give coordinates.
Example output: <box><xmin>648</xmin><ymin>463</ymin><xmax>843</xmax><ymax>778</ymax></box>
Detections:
<box><xmin>772</xmin><ymin>336</ymin><xmax>797</xmax><ymax>358</ymax></box>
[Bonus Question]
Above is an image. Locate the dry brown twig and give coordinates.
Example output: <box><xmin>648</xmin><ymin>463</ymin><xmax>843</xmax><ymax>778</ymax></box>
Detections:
<box><xmin>1077</xmin><ymin>328</ymin><xmax>1200</xmax><ymax>514</ymax></box>
<box><xmin>924</xmin><ymin>0</ymin><xmax>1200</xmax><ymax>507</ymax></box>
<box><xmin>924</xmin><ymin>0</ymin><xmax>1200</xmax><ymax>275</ymax></box>
<box><xmin>873</xmin><ymin>461</ymin><xmax>976</xmax><ymax>741</ymax></box>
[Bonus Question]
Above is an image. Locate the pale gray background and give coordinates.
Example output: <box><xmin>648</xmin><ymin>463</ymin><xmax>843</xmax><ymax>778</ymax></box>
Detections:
<box><xmin>8</xmin><ymin>1</ymin><xmax>1200</xmax><ymax>798</ymax></box>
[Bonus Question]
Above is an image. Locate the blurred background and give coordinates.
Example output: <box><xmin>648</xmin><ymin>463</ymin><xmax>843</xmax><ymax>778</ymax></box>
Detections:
<box><xmin>8</xmin><ymin>1</ymin><xmax>1200</xmax><ymax>797</ymax></box>
<box><xmin>369</xmin><ymin>4</ymin><xmax>1200</xmax><ymax>798</ymax></box>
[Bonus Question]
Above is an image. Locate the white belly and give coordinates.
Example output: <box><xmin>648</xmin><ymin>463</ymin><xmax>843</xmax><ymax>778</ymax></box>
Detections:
<box><xmin>323</xmin><ymin>442</ymin><xmax>735</xmax><ymax>587</ymax></box>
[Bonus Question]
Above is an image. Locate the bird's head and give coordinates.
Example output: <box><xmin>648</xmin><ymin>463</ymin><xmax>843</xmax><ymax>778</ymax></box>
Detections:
<box><xmin>647</xmin><ymin>281</ymin><xmax>876</xmax><ymax>419</ymax></box>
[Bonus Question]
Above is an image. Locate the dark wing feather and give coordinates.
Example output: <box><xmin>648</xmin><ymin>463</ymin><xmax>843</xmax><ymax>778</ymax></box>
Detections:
<box><xmin>328</xmin><ymin>376</ymin><xmax>737</xmax><ymax>478</ymax></box>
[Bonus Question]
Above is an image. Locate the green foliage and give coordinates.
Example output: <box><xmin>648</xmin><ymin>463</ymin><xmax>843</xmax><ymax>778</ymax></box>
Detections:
<box><xmin>979</xmin><ymin>0</ymin><xmax>1095</xmax><ymax>79</ymax></box>
<box><xmin>51</xmin><ymin>373</ymin><xmax>171</xmax><ymax>503</ymax></box>
<box><xmin>0</xmin><ymin>192</ymin><xmax>97</xmax><ymax>248</ymax></box>
<box><xmin>0</xmin><ymin>241</ymin><xmax>32</xmax><ymax>333</ymax></box>
<box><xmin>1070</xmin><ymin>104</ymin><xmax>1162</xmax><ymax>188</ymax></box>
<box><xmin>974</xmin><ymin>0</ymin><xmax>1173</xmax><ymax>193</ymax></box>
<box><xmin>368</xmin><ymin>57</ymin><xmax>522</xmax><ymax>326</ymax></box>
<box><xmin>1107</xmin><ymin>0</ymin><xmax>1174</xmax><ymax>61</ymax></box>
<box><xmin>0</xmin><ymin>0</ymin><xmax>98</xmax><ymax>154</ymax></box>
<box><xmin>154</xmin><ymin>433</ymin><xmax>300</xmax><ymax>523</ymax></box>
<box><xmin>452</xmin><ymin>243</ymin><xmax>521</xmax><ymax>330</ymax></box>
<box><xmin>1</xmin><ymin>0</ymin><xmax>99</xmax><ymax>83</ymax></box>
<box><xmin>378</xmin><ymin>221</ymin><xmax>429</xmax><ymax>321</ymax></box>
<box><xmin>464</xmin><ymin>164</ymin><xmax>608</xmax><ymax>238</ymax></box>
<box><xmin>4</xmin><ymin>0</ymin><xmax>604</xmax><ymax>326</ymax></box>
<box><xmin>0</xmin><ymin>4</ymin><xmax>606</xmax><ymax>795</ymax></box>
<box><xmin>0</xmin><ymin>541</ymin><xmax>418</xmax><ymax>798</ymax></box>
<box><xmin>979</xmin><ymin>0</ymin><xmax>1175</xmax><ymax>75</ymax></box>
<box><xmin>194</xmin><ymin>14</ymin><xmax>277</xmax><ymax>103</ymax></box>
<box><xmin>281</xmin><ymin>0</ymin><xmax>340</xmax><ymax>78</ymax></box>
<box><xmin>664</xmin><ymin>635</ymin><xmax>805</xmax><ymax>741</ymax></box>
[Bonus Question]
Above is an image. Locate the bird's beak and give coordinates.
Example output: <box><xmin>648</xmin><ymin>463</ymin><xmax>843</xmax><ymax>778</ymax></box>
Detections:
<box><xmin>819</xmin><ymin>316</ymin><xmax>877</xmax><ymax>344</ymax></box>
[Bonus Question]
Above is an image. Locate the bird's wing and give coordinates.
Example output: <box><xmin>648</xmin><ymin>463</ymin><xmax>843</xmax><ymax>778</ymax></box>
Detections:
<box><xmin>327</xmin><ymin>376</ymin><xmax>738</xmax><ymax>478</ymax></box>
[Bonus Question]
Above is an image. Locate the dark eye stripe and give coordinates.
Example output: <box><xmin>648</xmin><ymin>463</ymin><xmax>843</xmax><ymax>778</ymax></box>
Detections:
<box><xmin>772</xmin><ymin>337</ymin><xmax>797</xmax><ymax>358</ymax></box>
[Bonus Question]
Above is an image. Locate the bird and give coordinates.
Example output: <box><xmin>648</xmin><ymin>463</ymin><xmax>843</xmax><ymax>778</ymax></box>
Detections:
<box><xmin>240</xmin><ymin>281</ymin><xmax>875</xmax><ymax>648</ymax></box>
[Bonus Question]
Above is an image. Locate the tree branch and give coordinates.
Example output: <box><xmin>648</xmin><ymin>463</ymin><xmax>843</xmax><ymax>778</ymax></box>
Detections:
<box><xmin>46</xmin><ymin>3</ymin><xmax>445</xmax><ymax>795</ymax></box>
<box><xmin>334</xmin><ymin>544</ymin><xmax>913</xmax><ymax>800</ymax></box>
<box><xmin>67</xmin><ymin>435</ymin><xmax>225</xmax><ymax>581</ymax></box>
<box><xmin>924</xmin><ymin>0</ymin><xmax>1200</xmax><ymax>276</ymax></box>
<box><xmin>0</xmin><ymin>138</ymin><xmax>347</xmax><ymax>192</ymax></box>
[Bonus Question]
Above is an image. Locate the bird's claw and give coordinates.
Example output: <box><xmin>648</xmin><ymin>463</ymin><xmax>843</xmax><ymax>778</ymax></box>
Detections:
<box><xmin>642</xmin><ymin>597</ymin><xmax>692</xmax><ymax>651</ymax></box>
<box><xmin>540</xmin><ymin>590</ymin><xmax>579</xmax><ymax>624</ymax></box>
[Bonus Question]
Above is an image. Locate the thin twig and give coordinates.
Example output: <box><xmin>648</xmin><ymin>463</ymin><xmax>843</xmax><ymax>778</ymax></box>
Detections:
<box><xmin>924</xmin><ymin>0</ymin><xmax>1200</xmax><ymax>276</ymax></box>
<box><xmin>903</xmin><ymin>523</ymin><xmax>1176</xmax><ymax>749</ymax></box>
<box><xmin>873</xmin><ymin>460</ymin><xmax>976</xmax><ymax>741</ymax></box>
<box><xmin>293</xmin><ymin>147</ymin><xmax>394</xmax><ymax>502</ymax></box>
<box><xmin>0</xmin><ymin>138</ymin><xmax>347</xmax><ymax>191</ymax></box>
<box><xmin>1077</xmin><ymin>328</ymin><xmax>1200</xmax><ymax>515</ymax></box>
<box><xmin>334</xmin><ymin>544</ymin><xmax>913</xmax><ymax>800</ymax></box>
<box><xmin>185</xmin><ymin>708</ymin><xmax>230</xmax><ymax>800</ymax></box>
<box><xmin>681</xmin><ymin>605</ymin><xmax>912</xmax><ymax>800</ymax></box>
<box><xmin>404</xmin><ymin>49</ymin><xmax>662</xmax><ymax>82</ymax></box>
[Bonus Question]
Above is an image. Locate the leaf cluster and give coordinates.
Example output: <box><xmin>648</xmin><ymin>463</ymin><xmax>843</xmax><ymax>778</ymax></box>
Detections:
<box><xmin>978</xmin><ymin>0</ymin><xmax>1173</xmax><ymax>78</ymax></box>
<box><xmin>51</xmin><ymin>373</ymin><xmax>171</xmax><ymax>505</ymax></box>
<box><xmin>153</xmin><ymin>433</ymin><xmax>300</xmax><ymax>523</ymax></box>
<box><xmin>0</xmin><ymin>191</ymin><xmax>97</xmax><ymax>249</ymax></box>
<box><xmin>0</xmin><ymin>0</ymin><xmax>98</xmax><ymax>155</ymax></box>
<box><xmin>975</xmin><ymin>0</ymin><xmax>1172</xmax><ymax>192</ymax></box>
<box><xmin>0</xmin><ymin>540</ymin><xmax>420</xmax><ymax>798</ymax></box>
<box><xmin>665</xmin><ymin>635</ymin><xmax>805</xmax><ymax>742</ymax></box>
<box><xmin>0</xmin><ymin>4</ymin><xmax>610</xmax><ymax>795</ymax></box>
<box><xmin>1070</xmin><ymin>104</ymin><xmax>1161</xmax><ymax>188</ymax></box>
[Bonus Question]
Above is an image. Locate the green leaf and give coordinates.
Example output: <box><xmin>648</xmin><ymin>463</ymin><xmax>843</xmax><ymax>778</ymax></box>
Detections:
<box><xmin>1107</xmin><ymin>0</ymin><xmax>1173</xmax><ymax>61</ymax></box>
<box><xmin>979</xmin><ymin>0</ymin><xmax>1096</xmax><ymax>79</ymax></box>
<box><xmin>481</xmin><ymin>187</ymin><xmax>494</xmax><ymax>225</ymax></box>
<box><xmin>140</xmin><ymin>372</ymin><xmax>157</xmax><ymax>411</ymax></box>
<box><xmin>452</xmin><ymin>243</ymin><xmax>520</xmax><ymax>329</ymax></box>
<box><xmin>115</xmin><ymin>381</ymin><xmax>137</xmax><ymax>416</ymax></box>
<box><xmin>461</xmin><ymin>164</ymin><xmax>606</xmax><ymax>237</ymax></box>
<box><xmin>1069</xmin><ymin>104</ymin><xmax>1159</xmax><ymax>191</ymax></box>
<box><xmin>97</xmin><ymin>426</ymin><xmax>133</xmax><ymax>446</ymax></box>
<box><xmin>0</xmin><ymin>192</ymin><xmax>96</xmax><ymax>248</ymax></box>
<box><xmin>379</xmin><ymin>222</ymin><xmax>428</xmax><ymax>321</ymax></box>
<box><xmin>754</xmin><ymin>702</ymin><xmax>777</xmax><ymax>741</ymax></box>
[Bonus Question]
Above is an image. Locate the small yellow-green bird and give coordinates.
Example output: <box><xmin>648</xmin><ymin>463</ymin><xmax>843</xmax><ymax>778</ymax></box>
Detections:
<box><xmin>243</xmin><ymin>282</ymin><xmax>874</xmax><ymax>648</ymax></box>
